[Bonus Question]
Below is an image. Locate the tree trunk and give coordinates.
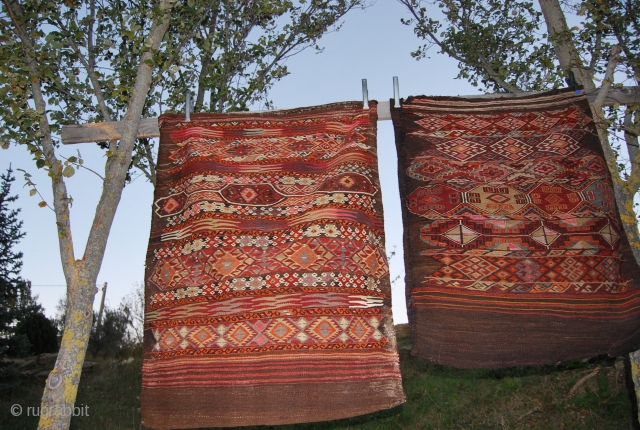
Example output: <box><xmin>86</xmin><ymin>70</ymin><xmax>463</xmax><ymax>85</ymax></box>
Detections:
<box><xmin>589</xmin><ymin>45</ymin><xmax>640</xmax><ymax>423</ymax></box>
<box><xmin>35</xmin><ymin>2</ymin><xmax>174</xmax><ymax>428</ymax></box>
<box><xmin>631</xmin><ymin>350</ymin><xmax>640</xmax><ymax>422</ymax></box>
<box><xmin>538</xmin><ymin>2</ymin><xmax>640</xmax><ymax>417</ymax></box>
<box><xmin>538</xmin><ymin>0</ymin><xmax>596</xmax><ymax>91</ymax></box>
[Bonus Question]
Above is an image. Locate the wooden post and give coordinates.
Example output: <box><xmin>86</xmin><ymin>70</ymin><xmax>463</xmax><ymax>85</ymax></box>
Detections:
<box><xmin>96</xmin><ymin>282</ymin><xmax>107</xmax><ymax>332</ymax></box>
<box><xmin>59</xmin><ymin>86</ymin><xmax>640</xmax><ymax>144</ymax></box>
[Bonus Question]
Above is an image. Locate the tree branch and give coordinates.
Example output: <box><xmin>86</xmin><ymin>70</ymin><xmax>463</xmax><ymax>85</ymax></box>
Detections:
<box><xmin>56</xmin><ymin>23</ymin><xmax>112</xmax><ymax>122</ymax></box>
<box><xmin>625</xmin><ymin>109</ymin><xmax>639</xmax><ymax>169</ymax></box>
<box><xmin>3</xmin><ymin>0</ymin><xmax>77</xmax><ymax>276</ymax></box>
<box><xmin>400</xmin><ymin>0</ymin><xmax>524</xmax><ymax>94</ymax></box>
<box><xmin>82</xmin><ymin>0</ymin><xmax>173</xmax><ymax>268</ymax></box>
<box><xmin>588</xmin><ymin>31</ymin><xmax>602</xmax><ymax>73</ymax></box>
<box><xmin>538</xmin><ymin>0</ymin><xmax>596</xmax><ymax>90</ymax></box>
<box><xmin>590</xmin><ymin>46</ymin><xmax>640</xmax><ymax>263</ymax></box>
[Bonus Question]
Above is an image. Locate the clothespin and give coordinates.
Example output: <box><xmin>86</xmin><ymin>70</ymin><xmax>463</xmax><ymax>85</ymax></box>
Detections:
<box><xmin>185</xmin><ymin>91</ymin><xmax>192</xmax><ymax>122</ymax></box>
<box><xmin>565</xmin><ymin>71</ymin><xmax>583</xmax><ymax>95</ymax></box>
<box><xmin>362</xmin><ymin>79</ymin><xmax>369</xmax><ymax>109</ymax></box>
<box><xmin>393</xmin><ymin>76</ymin><xmax>400</xmax><ymax>108</ymax></box>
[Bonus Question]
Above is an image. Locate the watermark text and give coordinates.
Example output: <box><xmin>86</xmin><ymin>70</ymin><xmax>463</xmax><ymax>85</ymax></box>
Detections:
<box><xmin>11</xmin><ymin>404</ymin><xmax>89</xmax><ymax>417</ymax></box>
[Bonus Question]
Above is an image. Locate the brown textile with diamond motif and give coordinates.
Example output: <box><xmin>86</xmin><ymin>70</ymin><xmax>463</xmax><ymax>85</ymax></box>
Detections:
<box><xmin>391</xmin><ymin>89</ymin><xmax>640</xmax><ymax>368</ymax></box>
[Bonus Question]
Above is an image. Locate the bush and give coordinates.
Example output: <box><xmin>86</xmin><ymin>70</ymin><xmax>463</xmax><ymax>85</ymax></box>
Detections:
<box><xmin>14</xmin><ymin>312</ymin><xmax>58</xmax><ymax>356</ymax></box>
<box><xmin>88</xmin><ymin>308</ymin><xmax>134</xmax><ymax>358</ymax></box>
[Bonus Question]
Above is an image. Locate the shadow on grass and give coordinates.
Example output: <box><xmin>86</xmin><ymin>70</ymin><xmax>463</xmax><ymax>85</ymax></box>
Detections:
<box><xmin>0</xmin><ymin>338</ymin><xmax>636</xmax><ymax>430</ymax></box>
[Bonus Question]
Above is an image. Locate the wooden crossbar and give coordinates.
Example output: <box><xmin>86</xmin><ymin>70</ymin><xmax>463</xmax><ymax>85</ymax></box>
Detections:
<box><xmin>61</xmin><ymin>86</ymin><xmax>640</xmax><ymax>144</ymax></box>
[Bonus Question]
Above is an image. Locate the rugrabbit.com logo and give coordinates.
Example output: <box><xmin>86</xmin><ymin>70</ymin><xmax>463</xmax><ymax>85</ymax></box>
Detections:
<box><xmin>10</xmin><ymin>403</ymin><xmax>89</xmax><ymax>417</ymax></box>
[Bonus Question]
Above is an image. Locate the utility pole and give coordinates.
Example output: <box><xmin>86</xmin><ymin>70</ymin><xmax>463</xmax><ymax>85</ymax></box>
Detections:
<box><xmin>96</xmin><ymin>282</ymin><xmax>107</xmax><ymax>333</ymax></box>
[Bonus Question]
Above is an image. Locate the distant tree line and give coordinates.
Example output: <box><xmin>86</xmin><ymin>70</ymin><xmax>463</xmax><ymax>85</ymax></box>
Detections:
<box><xmin>0</xmin><ymin>167</ymin><xmax>58</xmax><ymax>391</ymax></box>
<box><xmin>0</xmin><ymin>166</ymin><xmax>143</xmax><ymax>393</ymax></box>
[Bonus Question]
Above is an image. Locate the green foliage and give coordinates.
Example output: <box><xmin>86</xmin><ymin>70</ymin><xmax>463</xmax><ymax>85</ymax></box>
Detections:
<box><xmin>14</xmin><ymin>311</ymin><xmax>59</xmax><ymax>356</ymax></box>
<box><xmin>400</xmin><ymin>0</ymin><xmax>639</xmax><ymax>95</ymax></box>
<box><xmin>0</xmin><ymin>167</ymin><xmax>27</xmax><ymax>354</ymax></box>
<box><xmin>399</xmin><ymin>0</ymin><xmax>564</xmax><ymax>93</ymax></box>
<box><xmin>574</xmin><ymin>0</ymin><xmax>639</xmax><ymax>82</ymax></box>
<box><xmin>1</xmin><ymin>0</ymin><xmax>366</xmax><ymax>184</ymax></box>
<box><xmin>0</xmin><ymin>168</ymin><xmax>57</xmax><ymax>390</ymax></box>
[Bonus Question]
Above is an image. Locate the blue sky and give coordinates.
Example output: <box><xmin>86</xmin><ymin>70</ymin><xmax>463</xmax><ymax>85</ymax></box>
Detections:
<box><xmin>1</xmin><ymin>1</ymin><xmax>480</xmax><ymax>322</ymax></box>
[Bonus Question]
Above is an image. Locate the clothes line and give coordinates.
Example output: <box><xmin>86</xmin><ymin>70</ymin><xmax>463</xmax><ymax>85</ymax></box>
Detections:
<box><xmin>60</xmin><ymin>86</ymin><xmax>639</xmax><ymax>145</ymax></box>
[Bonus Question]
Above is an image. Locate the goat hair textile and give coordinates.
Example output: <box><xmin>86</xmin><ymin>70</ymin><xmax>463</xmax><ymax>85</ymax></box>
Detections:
<box><xmin>141</xmin><ymin>101</ymin><xmax>405</xmax><ymax>428</ymax></box>
<box><xmin>391</xmin><ymin>89</ymin><xmax>640</xmax><ymax>368</ymax></box>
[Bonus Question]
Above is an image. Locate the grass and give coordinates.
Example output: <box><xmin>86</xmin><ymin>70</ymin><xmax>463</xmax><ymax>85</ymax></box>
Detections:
<box><xmin>1</xmin><ymin>325</ymin><xmax>637</xmax><ymax>429</ymax></box>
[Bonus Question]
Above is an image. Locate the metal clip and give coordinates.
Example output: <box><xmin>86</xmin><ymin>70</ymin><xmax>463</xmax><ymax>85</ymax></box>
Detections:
<box><xmin>185</xmin><ymin>91</ymin><xmax>192</xmax><ymax>122</ymax></box>
<box><xmin>393</xmin><ymin>76</ymin><xmax>400</xmax><ymax>108</ymax></box>
<box><xmin>362</xmin><ymin>79</ymin><xmax>369</xmax><ymax>109</ymax></box>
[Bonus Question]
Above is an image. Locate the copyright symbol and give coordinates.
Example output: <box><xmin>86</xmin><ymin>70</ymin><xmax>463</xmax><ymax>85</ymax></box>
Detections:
<box><xmin>11</xmin><ymin>404</ymin><xmax>22</xmax><ymax>416</ymax></box>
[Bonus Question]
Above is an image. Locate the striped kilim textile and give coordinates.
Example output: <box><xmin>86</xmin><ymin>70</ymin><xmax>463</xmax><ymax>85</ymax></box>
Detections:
<box><xmin>391</xmin><ymin>89</ymin><xmax>640</xmax><ymax>368</ymax></box>
<box><xmin>141</xmin><ymin>101</ymin><xmax>405</xmax><ymax>428</ymax></box>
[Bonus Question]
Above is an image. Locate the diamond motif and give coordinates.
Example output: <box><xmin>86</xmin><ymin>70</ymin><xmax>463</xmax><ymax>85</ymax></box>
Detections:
<box><xmin>159</xmin><ymin>329</ymin><xmax>181</xmax><ymax>350</ymax></box>
<box><xmin>596</xmin><ymin>257</ymin><xmax>619</xmax><ymax>281</ymax></box>
<box><xmin>239</xmin><ymin>187</ymin><xmax>259</xmax><ymax>202</ymax></box>
<box><xmin>252</xmin><ymin>334</ymin><xmax>269</xmax><ymax>346</ymax></box>
<box><xmin>289</xmin><ymin>244</ymin><xmax>318</xmax><ymax>268</ymax></box>
<box><xmin>486</xmin><ymin>194</ymin><xmax>511</xmax><ymax>204</ymax></box>
<box><xmin>436</xmin><ymin>138</ymin><xmax>486</xmax><ymax>161</ymax></box>
<box><xmin>416</xmin><ymin>115</ymin><xmax>451</xmax><ymax>131</ymax></box>
<box><xmin>471</xmin><ymin>164</ymin><xmax>510</xmax><ymax>182</ymax></box>
<box><xmin>339</xmin><ymin>175</ymin><xmax>356</xmax><ymax>188</ymax></box>
<box><xmin>296</xmin><ymin>317</ymin><xmax>309</xmax><ymax>329</ymax></box>
<box><xmin>530</xmin><ymin>224</ymin><xmax>561</xmax><ymax>247</ymax></box>
<box><xmin>494</xmin><ymin>115</ymin><xmax>526</xmax><ymax>130</ymax></box>
<box><xmin>511</xmin><ymin>259</ymin><xmax>544</xmax><ymax>282</ymax></box>
<box><xmin>443</xmin><ymin>224</ymin><xmax>481</xmax><ymax>246</ymax></box>
<box><xmin>353</xmin><ymin>244</ymin><xmax>389</xmax><ymax>277</ymax></box>
<box><xmin>451</xmin><ymin>256</ymin><xmax>500</xmax><ymax>280</ymax></box>
<box><xmin>538</xmin><ymin>133</ymin><xmax>579</xmax><ymax>155</ymax></box>
<box><xmin>187</xmin><ymin>327</ymin><xmax>218</xmax><ymax>347</ymax></box>
<box><xmin>295</xmin><ymin>332</ymin><xmax>309</xmax><ymax>342</ymax></box>
<box><xmin>277</xmin><ymin>242</ymin><xmax>333</xmax><ymax>270</ymax></box>
<box><xmin>369</xmin><ymin>316</ymin><xmax>380</xmax><ymax>328</ymax></box>
<box><xmin>348</xmin><ymin>318</ymin><xmax>373</xmax><ymax>341</ymax></box>
<box><xmin>454</xmin><ymin>116</ymin><xmax>492</xmax><ymax>130</ymax></box>
<box><xmin>308</xmin><ymin>317</ymin><xmax>340</xmax><ymax>342</ymax></box>
<box><xmin>557</xmin><ymin>257</ymin><xmax>587</xmax><ymax>281</ymax></box>
<box><xmin>205</xmin><ymin>248</ymin><xmax>254</xmax><ymax>280</ymax></box>
<box><xmin>527</xmin><ymin>160</ymin><xmax>564</xmax><ymax>177</ymax></box>
<box><xmin>490</xmin><ymin>137</ymin><xmax>533</xmax><ymax>160</ymax></box>
<box><xmin>226</xmin><ymin>323</ymin><xmax>255</xmax><ymax>346</ymax></box>
<box><xmin>599</xmin><ymin>223</ymin><xmax>619</xmax><ymax>247</ymax></box>
<box><xmin>407</xmin><ymin>158</ymin><xmax>455</xmax><ymax>181</ymax></box>
<box><xmin>214</xmin><ymin>253</ymin><xmax>242</xmax><ymax>276</ymax></box>
<box><xmin>150</xmin><ymin>258</ymin><xmax>190</xmax><ymax>290</ymax></box>
<box><xmin>162</xmin><ymin>197</ymin><xmax>181</xmax><ymax>214</ymax></box>
<box><xmin>265</xmin><ymin>319</ymin><xmax>297</xmax><ymax>342</ymax></box>
<box><xmin>529</xmin><ymin>113</ymin><xmax>560</xmax><ymax>131</ymax></box>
